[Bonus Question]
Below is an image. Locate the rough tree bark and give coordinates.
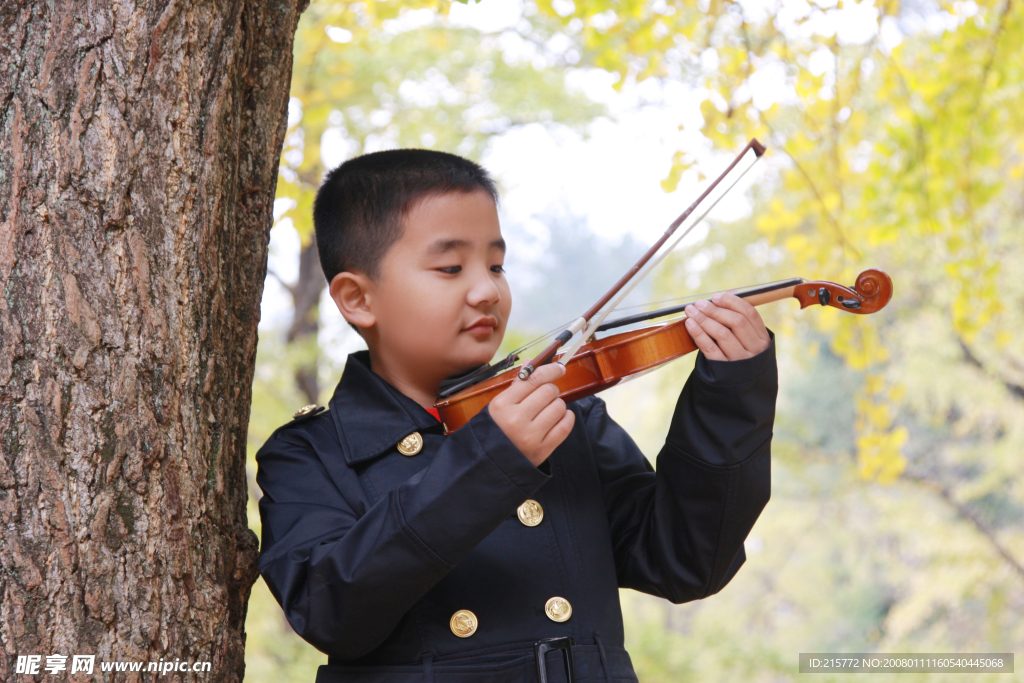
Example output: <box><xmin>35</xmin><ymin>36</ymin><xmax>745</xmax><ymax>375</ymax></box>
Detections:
<box><xmin>0</xmin><ymin>0</ymin><xmax>307</xmax><ymax>680</ymax></box>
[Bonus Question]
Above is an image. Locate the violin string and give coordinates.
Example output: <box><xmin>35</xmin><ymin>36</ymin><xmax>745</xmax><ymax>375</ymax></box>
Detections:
<box><xmin>606</xmin><ymin>278</ymin><xmax>785</xmax><ymax>315</ymax></box>
<box><xmin>491</xmin><ymin>313</ymin><xmax>588</xmax><ymax>369</ymax></box>
<box><xmin>502</xmin><ymin>318</ymin><xmax>575</xmax><ymax>359</ymax></box>
<box><xmin>502</xmin><ymin>279</ymin><xmax>782</xmax><ymax>360</ymax></box>
<box><xmin>501</xmin><ymin>282</ymin><xmax>739</xmax><ymax>364</ymax></box>
<box><xmin>598</xmin><ymin>276</ymin><xmax>801</xmax><ymax>329</ymax></box>
<box><xmin>608</xmin><ymin>310</ymin><xmax>690</xmax><ymax>332</ymax></box>
<box><xmin>608</xmin><ymin>288</ymin><xmax>728</xmax><ymax>313</ymax></box>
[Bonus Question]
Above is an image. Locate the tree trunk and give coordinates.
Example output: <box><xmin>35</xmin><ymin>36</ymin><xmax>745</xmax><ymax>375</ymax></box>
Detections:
<box><xmin>0</xmin><ymin>1</ymin><xmax>306</xmax><ymax>680</ymax></box>
<box><xmin>285</xmin><ymin>240</ymin><xmax>325</xmax><ymax>407</ymax></box>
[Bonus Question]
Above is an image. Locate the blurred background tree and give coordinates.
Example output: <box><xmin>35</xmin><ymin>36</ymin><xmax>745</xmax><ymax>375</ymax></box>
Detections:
<box><xmin>246</xmin><ymin>0</ymin><xmax>1023</xmax><ymax>680</ymax></box>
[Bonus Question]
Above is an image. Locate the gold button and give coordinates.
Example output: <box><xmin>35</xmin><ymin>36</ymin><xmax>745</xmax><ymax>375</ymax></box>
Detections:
<box><xmin>544</xmin><ymin>597</ymin><xmax>572</xmax><ymax>623</ymax></box>
<box><xmin>517</xmin><ymin>499</ymin><xmax>544</xmax><ymax>527</ymax></box>
<box><xmin>450</xmin><ymin>609</ymin><xmax>478</xmax><ymax>637</ymax></box>
<box><xmin>292</xmin><ymin>404</ymin><xmax>317</xmax><ymax>418</ymax></box>
<box><xmin>396</xmin><ymin>431</ymin><xmax>423</xmax><ymax>456</ymax></box>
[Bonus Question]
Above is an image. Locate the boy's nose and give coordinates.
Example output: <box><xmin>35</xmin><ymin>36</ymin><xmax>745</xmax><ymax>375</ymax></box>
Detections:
<box><xmin>467</xmin><ymin>271</ymin><xmax>502</xmax><ymax>306</ymax></box>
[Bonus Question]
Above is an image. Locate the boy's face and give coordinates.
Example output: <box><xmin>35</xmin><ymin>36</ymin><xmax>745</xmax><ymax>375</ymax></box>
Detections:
<box><xmin>355</xmin><ymin>189</ymin><xmax>512</xmax><ymax>385</ymax></box>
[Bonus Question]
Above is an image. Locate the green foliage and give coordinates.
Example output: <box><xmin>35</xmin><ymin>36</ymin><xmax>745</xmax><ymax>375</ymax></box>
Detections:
<box><xmin>278</xmin><ymin>0</ymin><xmax>604</xmax><ymax>242</ymax></box>
<box><xmin>534</xmin><ymin>0</ymin><xmax>720</xmax><ymax>85</ymax></box>
<box><xmin>662</xmin><ymin>0</ymin><xmax>1024</xmax><ymax>486</ymax></box>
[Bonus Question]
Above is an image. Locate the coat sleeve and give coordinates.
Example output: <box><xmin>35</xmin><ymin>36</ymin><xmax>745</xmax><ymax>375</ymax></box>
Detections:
<box><xmin>587</xmin><ymin>329</ymin><xmax>777</xmax><ymax>603</ymax></box>
<box><xmin>255</xmin><ymin>405</ymin><xmax>549</xmax><ymax>659</ymax></box>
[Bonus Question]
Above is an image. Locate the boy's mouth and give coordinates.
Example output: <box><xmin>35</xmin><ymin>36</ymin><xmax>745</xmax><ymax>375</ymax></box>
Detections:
<box><xmin>463</xmin><ymin>316</ymin><xmax>498</xmax><ymax>336</ymax></box>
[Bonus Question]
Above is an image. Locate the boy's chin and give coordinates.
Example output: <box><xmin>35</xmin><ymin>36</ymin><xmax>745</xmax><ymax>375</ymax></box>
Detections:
<box><xmin>452</xmin><ymin>340</ymin><xmax>502</xmax><ymax>371</ymax></box>
<box><xmin>455</xmin><ymin>351</ymin><xmax>496</xmax><ymax>372</ymax></box>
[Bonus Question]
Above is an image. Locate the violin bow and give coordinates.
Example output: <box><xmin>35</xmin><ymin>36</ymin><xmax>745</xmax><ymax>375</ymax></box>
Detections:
<box><xmin>516</xmin><ymin>138</ymin><xmax>767</xmax><ymax>380</ymax></box>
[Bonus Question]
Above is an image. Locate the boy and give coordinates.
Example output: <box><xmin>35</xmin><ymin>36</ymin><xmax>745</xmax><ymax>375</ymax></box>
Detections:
<box><xmin>255</xmin><ymin>149</ymin><xmax>777</xmax><ymax>683</ymax></box>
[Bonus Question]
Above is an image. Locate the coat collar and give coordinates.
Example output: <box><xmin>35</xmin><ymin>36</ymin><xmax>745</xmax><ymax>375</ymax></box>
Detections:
<box><xmin>329</xmin><ymin>350</ymin><xmax>444</xmax><ymax>465</ymax></box>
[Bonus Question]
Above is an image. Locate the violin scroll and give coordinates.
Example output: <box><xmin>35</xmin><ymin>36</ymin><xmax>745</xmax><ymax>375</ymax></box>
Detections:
<box><xmin>794</xmin><ymin>269</ymin><xmax>893</xmax><ymax>314</ymax></box>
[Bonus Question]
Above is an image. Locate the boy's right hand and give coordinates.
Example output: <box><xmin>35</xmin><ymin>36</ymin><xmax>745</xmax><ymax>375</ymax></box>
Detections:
<box><xmin>489</xmin><ymin>362</ymin><xmax>575</xmax><ymax>467</ymax></box>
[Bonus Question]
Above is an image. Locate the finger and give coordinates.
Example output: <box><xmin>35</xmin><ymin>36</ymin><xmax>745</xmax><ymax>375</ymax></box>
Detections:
<box><xmin>532</xmin><ymin>396</ymin><xmax>568</xmax><ymax>436</ymax></box>
<box><xmin>517</xmin><ymin>379</ymin><xmax>563</xmax><ymax>420</ymax></box>
<box><xmin>539</xmin><ymin>408</ymin><xmax>575</xmax><ymax>454</ymax></box>
<box><xmin>684</xmin><ymin>313</ymin><xmax>727</xmax><ymax>361</ymax></box>
<box><xmin>685</xmin><ymin>304</ymin><xmax>748</xmax><ymax>359</ymax></box>
<box><xmin>503</xmin><ymin>361</ymin><xmax>566</xmax><ymax>403</ymax></box>
<box><xmin>693</xmin><ymin>297</ymin><xmax>766</xmax><ymax>355</ymax></box>
<box><xmin>712</xmin><ymin>292</ymin><xmax>770</xmax><ymax>342</ymax></box>
<box><xmin>527</xmin><ymin>360</ymin><xmax>568</xmax><ymax>389</ymax></box>
<box><xmin>711</xmin><ymin>292</ymin><xmax>771</xmax><ymax>355</ymax></box>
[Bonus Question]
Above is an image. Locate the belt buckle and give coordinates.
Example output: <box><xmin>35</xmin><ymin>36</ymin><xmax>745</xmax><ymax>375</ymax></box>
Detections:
<box><xmin>534</xmin><ymin>636</ymin><xmax>576</xmax><ymax>683</ymax></box>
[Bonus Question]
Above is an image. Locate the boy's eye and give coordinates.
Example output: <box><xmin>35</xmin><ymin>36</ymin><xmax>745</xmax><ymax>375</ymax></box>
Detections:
<box><xmin>437</xmin><ymin>265</ymin><xmax>504</xmax><ymax>275</ymax></box>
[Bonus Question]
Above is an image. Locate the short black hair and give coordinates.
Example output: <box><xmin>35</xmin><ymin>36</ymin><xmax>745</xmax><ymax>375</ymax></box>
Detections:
<box><xmin>314</xmin><ymin>149</ymin><xmax>501</xmax><ymax>336</ymax></box>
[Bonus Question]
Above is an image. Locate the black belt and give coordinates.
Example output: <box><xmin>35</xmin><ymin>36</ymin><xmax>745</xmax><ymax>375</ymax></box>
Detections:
<box><xmin>535</xmin><ymin>637</ymin><xmax>575</xmax><ymax>683</ymax></box>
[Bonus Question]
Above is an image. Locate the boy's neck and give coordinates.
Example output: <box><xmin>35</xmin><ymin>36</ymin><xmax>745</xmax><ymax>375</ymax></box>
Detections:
<box><xmin>366</xmin><ymin>346</ymin><xmax>445</xmax><ymax>413</ymax></box>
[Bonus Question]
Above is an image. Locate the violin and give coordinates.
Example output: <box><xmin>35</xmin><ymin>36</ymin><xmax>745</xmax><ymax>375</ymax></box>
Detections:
<box><xmin>434</xmin><ymin>269</ymin><xmax>893</xmax><ymax>434</ymax></box>
<box><xmin>432</xmin><ymin>139</ymin><xmax>894</xmax><ymax>434</ymax></box>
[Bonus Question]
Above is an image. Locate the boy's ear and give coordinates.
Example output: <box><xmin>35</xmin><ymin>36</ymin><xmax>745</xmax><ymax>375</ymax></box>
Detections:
<box><xmin>329</xmin><ymin>271</ymin><xmax>376</xmax><ymax>330</ymax></box>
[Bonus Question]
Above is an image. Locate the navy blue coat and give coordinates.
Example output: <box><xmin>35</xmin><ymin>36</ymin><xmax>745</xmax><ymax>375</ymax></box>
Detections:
<box><xmin>255</xmin><ymin>331</ymin><xmax>777</xmax><ymax>682</ymax></box>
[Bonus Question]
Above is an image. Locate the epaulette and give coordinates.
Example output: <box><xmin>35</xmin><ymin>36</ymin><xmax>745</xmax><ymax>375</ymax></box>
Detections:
<box><xmin>274</xmin><ymin>404</ymin><xmax>330</xmax><ymax>432</ymax></box>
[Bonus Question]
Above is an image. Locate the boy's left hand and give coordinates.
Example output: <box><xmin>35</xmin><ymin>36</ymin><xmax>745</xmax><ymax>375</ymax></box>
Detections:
<box><xmin>683</xmin><ymin>292</ymin><xmax>771</xmax><ymax>361</ymax></box>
